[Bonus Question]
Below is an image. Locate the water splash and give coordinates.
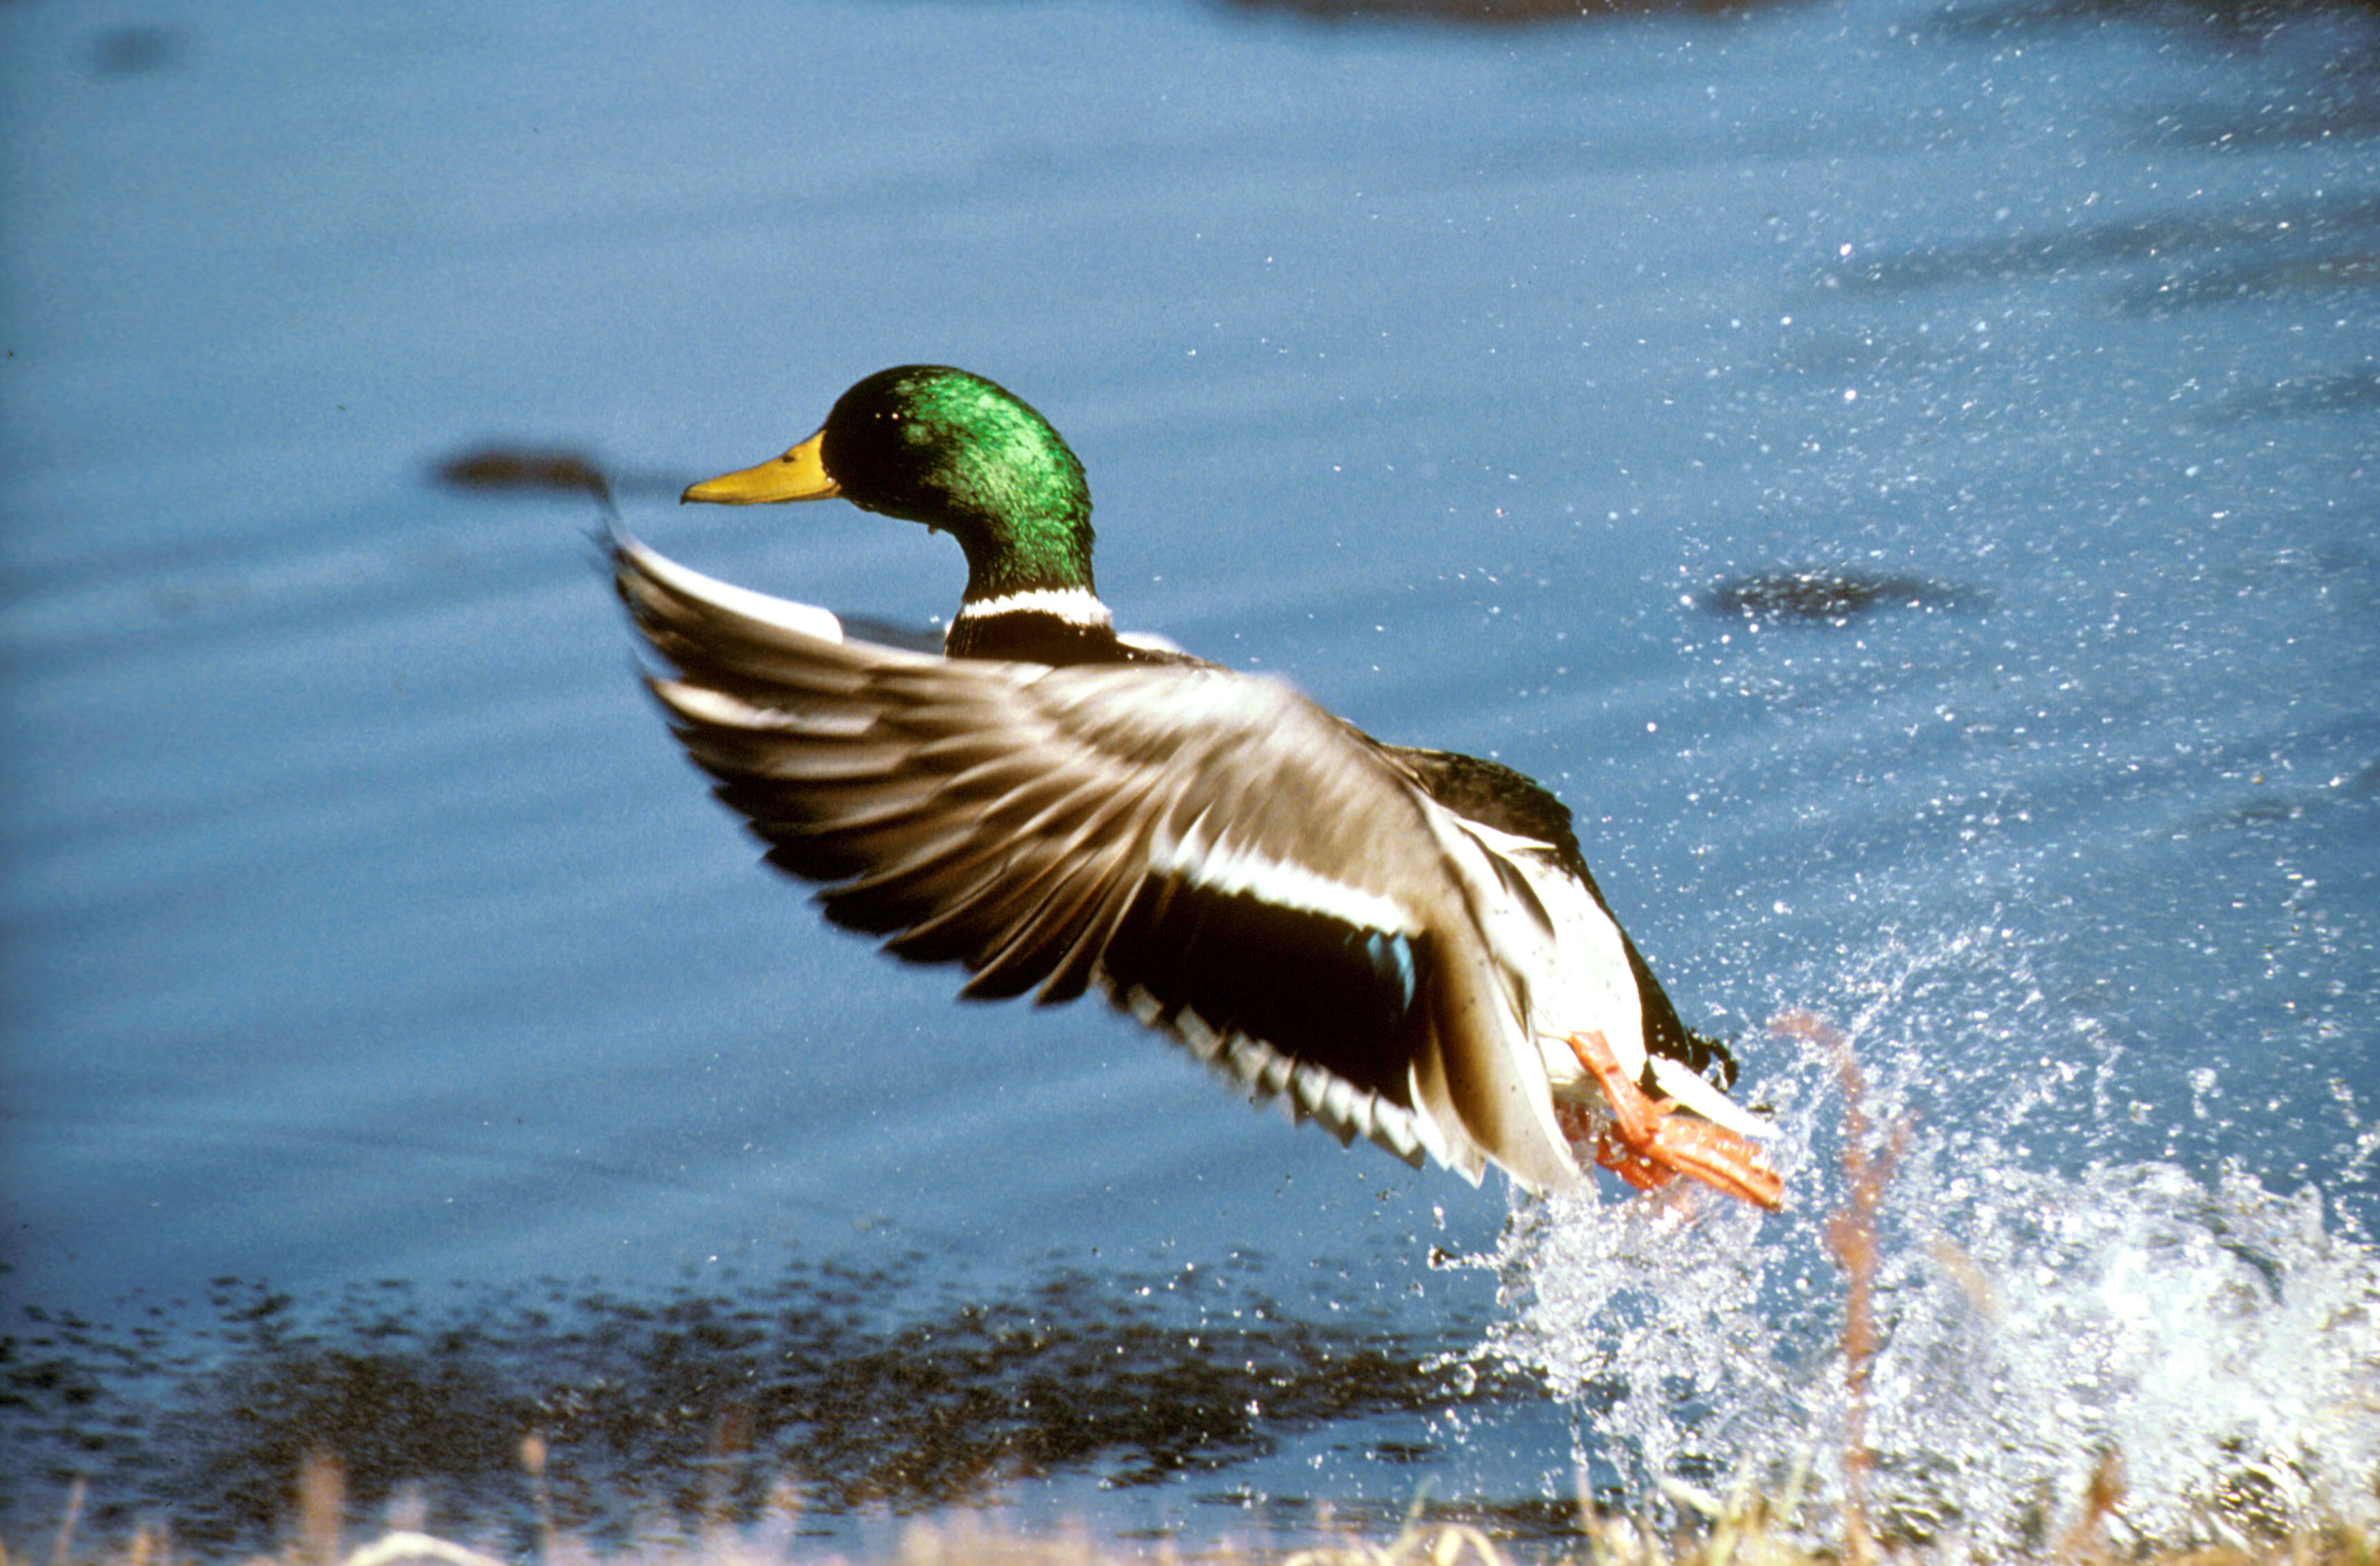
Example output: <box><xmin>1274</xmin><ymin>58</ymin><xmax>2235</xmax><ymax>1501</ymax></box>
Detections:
<box><xmin>1478</xmin><ymin>951</ymin><xmax>2380</xmax><ymax>1552</ymax></box>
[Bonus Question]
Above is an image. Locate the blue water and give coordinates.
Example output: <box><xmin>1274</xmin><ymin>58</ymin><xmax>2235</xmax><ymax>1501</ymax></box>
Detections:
<box><xmin>3</xmin><ymin>0</ymin><xmax>2376</xmax><ymax>1555</ymax></box>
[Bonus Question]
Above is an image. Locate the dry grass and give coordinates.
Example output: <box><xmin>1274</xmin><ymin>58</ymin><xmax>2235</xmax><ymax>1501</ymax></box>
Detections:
<box><xmin>1770</xmin><ymin>1011</ymin><xmax>1910</xmax><ymax>1566</ymax></box>
<box><xmin>16</xmin><ymin>1443</ymin><xmax>2370</xmax><ymax>1566</ymax></box>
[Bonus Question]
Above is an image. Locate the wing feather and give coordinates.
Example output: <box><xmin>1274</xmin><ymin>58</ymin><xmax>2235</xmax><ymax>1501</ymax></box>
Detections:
<box><xmin>613</xmin><ymin>532</ymin><xmax>1585</xmax><ymax>1191</ymax></box>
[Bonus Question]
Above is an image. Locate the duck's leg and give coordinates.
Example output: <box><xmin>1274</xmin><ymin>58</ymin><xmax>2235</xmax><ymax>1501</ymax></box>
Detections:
<box><xmin>1565</xmin><ymin>1031</ymin><xmax>1785</xmax><ymax>1210</ymax></box>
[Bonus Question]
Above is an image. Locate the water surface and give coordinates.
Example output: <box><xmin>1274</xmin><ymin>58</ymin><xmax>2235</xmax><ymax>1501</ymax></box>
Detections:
<box><xmin>3</xmin><ymin>0</ymin><xmax>2377</xmax><ymax>1554</ymax></box>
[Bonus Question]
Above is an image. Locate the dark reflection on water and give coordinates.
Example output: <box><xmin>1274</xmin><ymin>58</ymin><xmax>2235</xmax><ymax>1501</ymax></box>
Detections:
<box><xmin>88</xmin><ymin>26</ymin><xmax>184</xmax><ymax>77</ymax></box>
<box><xmin>1229</xmin><ymin>0</ymin><xmax>2376</xmax><ymax>30</ymax></box>
<box><xmin>3</xmin><ymin>1260</ymin><xmax>1529</xmax><ymax>1555</ymax></box>
<box><xmin>1936</xmin><ymin>0</ymin><xmax>2380</xmax><ymax>37</ymax></box>
<box><xmin>1703</xmin><ymin>569</ymin><xmax>1981</xmax><ymax>623</ymax></box>
<box><xmin>433</xmin><ymin>448</ymin><xmax>613</xmax><ymax>503</ymax></box>
<box><xmin>430</xmin><ymin>447</ymin><xmax>698</xmax><ymax>506</ymax></box>
<box><xmin>2183</xmin><ymin>373</ymin><xmax>2380</xmax><ymax>426</ymax></box>
<box><xmin>2116</xmin><ymin>252</ymin><xmax>2380</xmax><ymax>314</ymax></box>
<box><xmin>1831</xmin><ymin>199</ymin><xmax>2380</xmax><ymax>295</ymax></box>
<box><xmin>1224</xmin><ymin>0</ymin><xmax>1776</xmax><ymax>22</ymax></box>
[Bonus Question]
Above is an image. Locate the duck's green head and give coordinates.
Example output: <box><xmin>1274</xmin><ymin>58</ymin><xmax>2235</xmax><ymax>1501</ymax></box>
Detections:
<box><xmin>682</xmin><ymin>365</ymin><xmax>1095</xmax><ymax>601</ymax></box>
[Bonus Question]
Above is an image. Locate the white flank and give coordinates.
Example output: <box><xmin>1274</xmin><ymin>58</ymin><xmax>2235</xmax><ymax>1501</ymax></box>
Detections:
<box><xmin>954</xmin><ymin>587</ymin><xmax>1113</xmax><ymax>628</ymax></box>
<box><xmin>622</xmin><ymin>535</ymin><xmax>844</xmax><ymax>643</ymax></box>
<box><xmin>1149</xmin><ymin>810</ymin><xmax>1418</xmax><ymax>936</ymax></box>
<box><xmin>1458</xmin><ymin>815</ymin><xmax>1768</xmax><ymax>1137</ymax></box>
<box><xmin>1411</xmin><ymin>802</ymin><xmax>1663</xmax><ymax>1169</ymax></box>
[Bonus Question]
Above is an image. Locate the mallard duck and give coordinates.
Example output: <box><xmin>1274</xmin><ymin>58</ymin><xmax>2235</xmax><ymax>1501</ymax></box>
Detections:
<box><xmin>614</xmin><ymin>366</ymin><xmax>1781</xmax><ymax>1207</ymax></box>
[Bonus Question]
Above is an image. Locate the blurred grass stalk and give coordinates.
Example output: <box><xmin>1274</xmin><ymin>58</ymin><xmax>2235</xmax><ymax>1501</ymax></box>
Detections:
<box><xmin>1773</xmin><ymin>1010</ymin><xmax>1909</xmax><ymax>1566</ymax></box>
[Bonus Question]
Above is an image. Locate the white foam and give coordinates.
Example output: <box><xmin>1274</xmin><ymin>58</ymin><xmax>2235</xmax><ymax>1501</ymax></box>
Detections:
<box><xmin>1468</xmin><ymin>933</ymin><xmax>2380</xmax><ymax>1553</ymax></box>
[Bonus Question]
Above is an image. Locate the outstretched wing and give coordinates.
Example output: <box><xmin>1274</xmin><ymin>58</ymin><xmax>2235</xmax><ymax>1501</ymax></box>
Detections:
<box><xmin>613</xmin><ymin>535</ymin><xmax>1580</xmax><ymax>1190</ymax></box>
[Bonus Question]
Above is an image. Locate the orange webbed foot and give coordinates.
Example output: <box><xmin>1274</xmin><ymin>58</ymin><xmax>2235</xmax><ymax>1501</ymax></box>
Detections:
<box><xmin>1565</xmin><ymin>1031</ymin><xmax>1785</xmax><ymax>1210</ymax></box>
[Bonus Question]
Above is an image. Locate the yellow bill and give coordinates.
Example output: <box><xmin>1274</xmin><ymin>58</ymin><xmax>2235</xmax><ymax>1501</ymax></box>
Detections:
<box><xmin>682</xmin><ymin>428</ymin><xmax>839</xmax><ymax>504</ymax></box>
